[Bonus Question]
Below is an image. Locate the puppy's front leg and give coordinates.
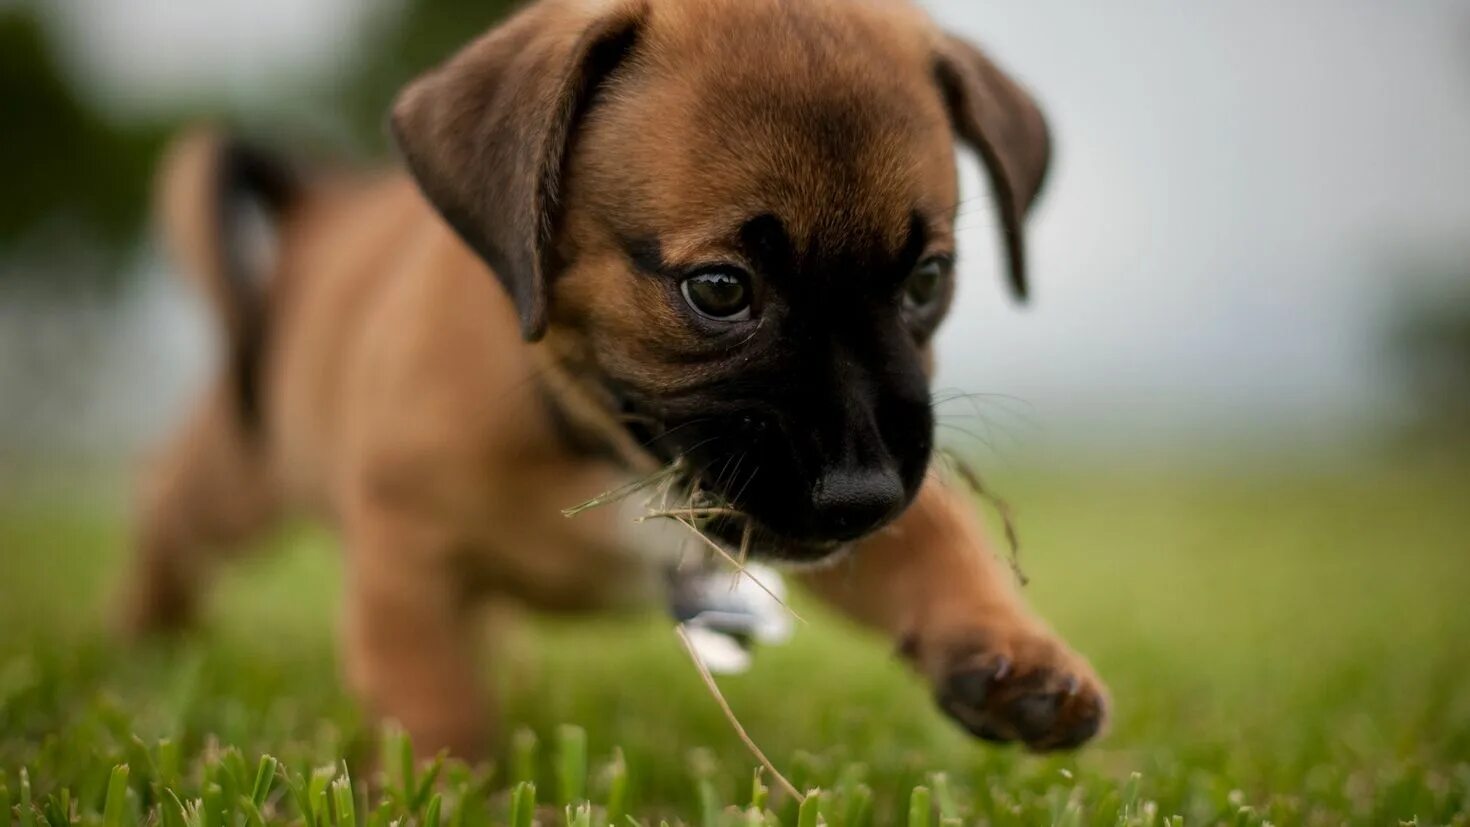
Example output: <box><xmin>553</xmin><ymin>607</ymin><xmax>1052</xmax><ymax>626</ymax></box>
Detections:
<box><xmin>800</xmin><ymin>477</ymin><xmax>1108</xmax><ymax>751</ymax></box>
<box><xmin>342</xmin><ymin>507</ymin><xmax>488</xmax><ymax>759</ymax></box>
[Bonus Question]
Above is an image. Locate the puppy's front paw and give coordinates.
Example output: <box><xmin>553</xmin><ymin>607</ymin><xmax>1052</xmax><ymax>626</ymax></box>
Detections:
<box><xmin>920</xmin><ymin>626</ymin><xmax>1108</xmax><ymax>751</ymax></box>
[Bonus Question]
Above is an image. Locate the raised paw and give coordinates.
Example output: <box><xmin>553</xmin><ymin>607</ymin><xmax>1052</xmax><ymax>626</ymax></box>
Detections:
<box><xmin>923</xmin><ymin>627</ymin><xmax>1108</xmax><ymax>752</ymax></box>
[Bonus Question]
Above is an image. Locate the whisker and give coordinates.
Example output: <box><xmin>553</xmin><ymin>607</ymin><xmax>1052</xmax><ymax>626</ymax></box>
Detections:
<box><xmin>638</xmin><ymin>416</ymin><xmax>713</xmax><ymax>450</ymax></box>
<box><xmin>937</xmin><ymin>421</ymin><xmax>1001</xmax><ymax>453</ymax></box>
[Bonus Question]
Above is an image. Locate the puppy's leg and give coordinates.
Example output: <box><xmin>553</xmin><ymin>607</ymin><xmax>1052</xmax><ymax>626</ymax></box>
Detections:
<box><xmin>122</xmin><ymin>385</ymin><xmax>279</xmax><ymax>633</ymax></box>
<box><xmin>341</xmin><ymin>504</ymin><xmax>489</xmax><ymax>760</ymax></box>
<box><xmin>800</xmin><ymin>476</ymin><xmax>1108</xmax><ymax>751</ymax></box>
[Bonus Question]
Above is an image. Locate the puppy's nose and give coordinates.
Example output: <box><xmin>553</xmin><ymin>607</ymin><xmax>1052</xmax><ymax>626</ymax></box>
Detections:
<box><xmin>808</xmin><ymin>466</ymin><xmax>904</xmax><ymax>541</ymax></box>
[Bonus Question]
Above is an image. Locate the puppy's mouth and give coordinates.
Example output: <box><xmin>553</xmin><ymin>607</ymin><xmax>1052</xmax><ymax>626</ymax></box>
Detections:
<box><xmin>630</xmin><ymin>432</ymin><xmax>860</xmax><ymax>567</ymax></box>
<box><xmin>689</xmin><ymin>504</ymin><xmax>856</xmax><ymax>567</ymax></box>
<box><xmin>606</xmin><ymin>387</ymin><xmax>920</xmax><ymax>564</ymax></box>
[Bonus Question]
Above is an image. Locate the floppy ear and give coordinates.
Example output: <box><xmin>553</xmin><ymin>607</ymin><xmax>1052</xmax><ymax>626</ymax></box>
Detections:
<box><xmin>934</xmin><ymin>35</ymin><xmax>1051</xmax><ymax>301</ymax></box>
<box><xmin>390</xmin><ymin>1</ymin><xmax>647</xmax><ymax>340</ymax></box>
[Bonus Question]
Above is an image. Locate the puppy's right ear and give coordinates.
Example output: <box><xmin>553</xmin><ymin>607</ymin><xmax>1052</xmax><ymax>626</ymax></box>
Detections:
<box><xmin>391</xmin><ymin>1</ymin><xmax>647</xmax><ymax>341</ymax></box>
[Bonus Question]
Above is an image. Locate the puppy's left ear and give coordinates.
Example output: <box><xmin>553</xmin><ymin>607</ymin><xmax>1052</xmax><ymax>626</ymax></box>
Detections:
<box><xmin>934</xmin><ymin>35</ymin><xmax>1051</xmax><ymax>301</ymax></box>
<box><xmin>391</xmin><ymin>1</ymin><xmax>648</xmax><ymax>341</ymax></box>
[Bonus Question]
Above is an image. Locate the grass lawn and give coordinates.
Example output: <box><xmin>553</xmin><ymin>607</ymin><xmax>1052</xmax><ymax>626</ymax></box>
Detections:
<box><xmin>1</xmin><ymin>461</ymin><xmax>1467</xmax><ymax>825</ymax></box>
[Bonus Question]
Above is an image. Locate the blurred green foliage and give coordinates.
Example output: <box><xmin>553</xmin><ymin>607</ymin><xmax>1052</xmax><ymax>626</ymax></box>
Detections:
<box><xmin>0</xmin><ymin>11</ymin><xmax>167</xmax><ymax>283</ymax></box>
<box><xmin>1393</xmin><ymin>285</ymin><xmax>1470</xmax><ymax>445</ymax></box>
<box><xmin>338</xmin><ymin>0</ymin><xmax>517</xmax><ymax>152</ymax></box>
<box><xmin>2</xmin><ymin>465</ymin><xmax>1468</xmax><ymax>823</ymax></box>
<box><xmin>0</xmin><ymin>0</ymin><xmax>513</xmax><ymax>289</ymax></box>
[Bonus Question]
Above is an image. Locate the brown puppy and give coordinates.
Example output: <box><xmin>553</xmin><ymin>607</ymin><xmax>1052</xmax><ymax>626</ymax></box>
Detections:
<box><xmin>125</xmin><ymin>0</ymin><xmax>1107</xmax><ymax>758</ymax></box>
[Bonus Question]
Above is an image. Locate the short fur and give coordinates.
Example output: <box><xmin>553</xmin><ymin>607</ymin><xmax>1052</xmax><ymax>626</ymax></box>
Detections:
<box><xmin>125</xmin><ymin>0</ymin><xmax>1106</xmax><ymax>758</ymax></box>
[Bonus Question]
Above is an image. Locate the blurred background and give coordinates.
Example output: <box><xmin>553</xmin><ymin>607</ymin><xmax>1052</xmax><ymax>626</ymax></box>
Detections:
<box><xmin>2</xmin><ymin>0</ymin><xmax>1468</xmax><ymax>482</ymax></box>
<box><xmin>1</xmin><ymin>3</ymin><xmax>1468</xmax><ymax>820</ymax></box>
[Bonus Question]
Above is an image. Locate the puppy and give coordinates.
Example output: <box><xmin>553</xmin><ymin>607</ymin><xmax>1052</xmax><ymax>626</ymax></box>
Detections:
<box><xmin>125</xmin><ymin>0</ymin><xmax>1107</xmax><ymax>758</ymax></box>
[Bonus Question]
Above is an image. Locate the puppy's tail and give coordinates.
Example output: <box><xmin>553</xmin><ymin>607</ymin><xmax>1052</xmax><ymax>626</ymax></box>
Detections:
<box><xmin>155</xmin><ymin>127</ymin><xmax>300</xmax><ymax>435</ymax></box>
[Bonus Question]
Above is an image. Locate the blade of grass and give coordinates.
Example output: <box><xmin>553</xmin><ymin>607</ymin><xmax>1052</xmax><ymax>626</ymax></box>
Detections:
<box><xmin>313</xmin><ymin>785</ymin><xmax>331</xmax><ymax>827</ymax></box>
<box><xmin>936</xmin><ymin>453</ymin><xmax>1027</xmax><ymax>585</ymax></box>
<box><xmin>19</xmin><ymin>768</ymin><xmax>34</xmax><ymax>827</ymax></box>
<box><xmin>675</xmin><ymin>625</ymin><xmax>803</xmax><ymax>804</ymax></box>
<box><xmin>696</xmin><ymin>777</ymin><xmax>720</xmax><ymax>827</ymax></box>
<box><xmin>750</xmin><ymin>768</ymin><xmax>769</xmax><ymax>814</ymax></box>
<box><xmin>556</xmin><ymin>725</ymin><xmax>587</xmax><ymax>805</ymax></box>
<box><xmin>332</xmin><ymin>777</ymin><xmax>357</xmax><ymax>827</ymax></box>
<box><xmin>669</xmin><ymin>516</ymin><xmax>805</xmax><ymax>624</ymax></box>
<box><xmin>157</xmin><ymin>739</ymin><xmax>182</xmax><ymax>789</ymax></box>
<box><xmin>202</xmin><ymin>781</ymin><xmax>226</xmax><ymax>827</ymax></box>
<box><xmin>308</xmin><ymin>766</ymin><xmax>335</xmax><ymax>826</ymax></box>
<box><xmin>220</xmin><ymin>749</ymin><xmax>249</xmax><ymax>803</ymax></box>
<box><xmin>509</xmin><ymin>782</ymin><xmax>535</xmax><ymax>827</ymax></box>
<box><xmin>250</xmin><ymin>755</ymin><xmax>278</xmax><ymax>809</ymax></box>
<box><xmin>842</xmin><ymin>784</ymin><xmax>873</xmax><ymax>827</ymax></box>
<box><xmin>563</xmin><ymin>461</ymin><xmax>684</xmax><ymax>517</ymax></box>
<box><xmin>604</xmin><ymin>748</ymin><xmax>629</xmax><ymax>826</ymax></box>
<box><xmin>42</xmin><ymin>791</ymin><xmax>69</xmax><ymax>827</ymax></box>
<box><xmin>448</xmin><ymin>779</ymin><xmax>471</xmax><ymax>827</ymax></box>
<box><xmin>930</xmin><ymin>773</ymin><xmax>959</xmax><ymax>823</ymax></box>
<box><xmin>238</xmin><ymin>795</ymin><xmax>266</xmax><ymax>827</ymax></box>
<box><xmin>160</xmin><ymin>789</ymin><xmax>189</xmax><ymax>827</ymax></box>
<box><xmin>512</xmin><ymin>729</ymin><xmax>538</xmax><ymax>787</ymax></box>
<box><xmin>797</xmin><ymin>790</ymin><xmax>821</xmax><ymax>827</ymax></box>
<box><xmin>380</xmin><ymin>723</ymin><xmax>414</xmax><ymax>807</ymax></box>
<box><xmin>284</xmin><ymin>771</ymin><xmax>318</xmax><ymax>827</ymax></box>
<box><xmin>102</xmin><ymin>764</ymin><xmax>130</xmax><ymax>827</ymax></box>
<box><xmin>411</xmin><ymin>752</ymin><xmax>446</xmax><ymax>813</ymax></box>
<box><xmin>565</xmin><ymin>802</ymin><xmax>593</xmax><ymax>827</ymax></box>
<box><xmin>908</xmin><ymin>786</ymin><xmax>931</xmax><ymax>827</ymax></box>
<box><xmin>1120</xmin><ymin>772</ymin><xmax>1141</xmax><ymax>823</ymax></box>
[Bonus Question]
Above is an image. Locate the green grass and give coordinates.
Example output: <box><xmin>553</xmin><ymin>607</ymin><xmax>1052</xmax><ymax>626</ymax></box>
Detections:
<box><xmin>1</xmin><ymin>462</ymin><xmax>1468</xmax><ymax>825</ymax></box>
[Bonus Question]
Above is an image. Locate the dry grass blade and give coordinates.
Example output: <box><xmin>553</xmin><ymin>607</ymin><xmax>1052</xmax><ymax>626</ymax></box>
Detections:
<box><xmin>565</xmin><ymin>457</ymin><xmax>806</xmax><ymax>621</ymax></box>
<box><xmin>726</xmin><ymin>520</ymin><xmax>756</xmax><ymax>594</ymax></box>
<box><xmin>669</xmin><ymin>516</ymin><xmax>806</xmax><ymax>624</ymax></box>
<box><xmin>636</xmin><ymin>506</ymin><xmax>747</xmax><ymax>522</ymax></box>
<box><xmin>675</xmin><ymin>625</ymin><xmax>805</xmax><ymax>805</ymax></box>
<box><xmin>562</xmin><ymin>460</ymin><xmax>686</xmax><ymax>518</ymax></box>
<box><xmin>939</xmin><ymin>450</ymin><xmax>1028</xmax><ymax>586</ymax></box>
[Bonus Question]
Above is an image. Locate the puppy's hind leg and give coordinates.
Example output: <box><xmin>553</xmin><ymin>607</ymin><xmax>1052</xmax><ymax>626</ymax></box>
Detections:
<box><xmin>120</xmin><ymin>384</ymin><xmax>280</xmax><ymax>634</ymax></box>
<box><xmin>123</xmin><ymin>129</ymin><xmax>299</xmax><ymax>633</ymax></box>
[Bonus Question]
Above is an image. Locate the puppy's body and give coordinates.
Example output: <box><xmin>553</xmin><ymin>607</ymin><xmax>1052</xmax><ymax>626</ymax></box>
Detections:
<box><xmin>128</xmin><ymin>0</ymin><xmax>1107</xmax><ymax>758</ymax></box>
<box><xmin>274</xmin><ymin>175</ymin><xmax>637</xmax><ymax>593</ymax></box>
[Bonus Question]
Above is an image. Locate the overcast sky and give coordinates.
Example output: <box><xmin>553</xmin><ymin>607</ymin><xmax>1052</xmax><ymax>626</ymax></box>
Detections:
<box><xmin>26</xmin><ymin>1</ymin><xmax>1470</xmax><ymax>459</ymax></box>
<box><xmin>929</xmin><ymin>1</ymin><xmax>1470</xmax><ymax>453</ymax></box>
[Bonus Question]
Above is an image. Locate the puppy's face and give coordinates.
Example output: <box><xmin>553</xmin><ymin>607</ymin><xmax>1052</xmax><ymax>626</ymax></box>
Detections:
<box><xmin>392</xmin><ymin>0</ymin><xmax>1050</xmax><ymax>562</ymax></box>
<box><xmin>552</xmin><ymin>5</ymin><xmax>959</xmax><ymax>558</ymax></box>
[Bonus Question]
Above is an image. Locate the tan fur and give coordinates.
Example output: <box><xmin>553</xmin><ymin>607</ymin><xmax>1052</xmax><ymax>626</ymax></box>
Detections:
<box><xmin>124</xmin><ymin>0</ymin><xmax>1105</xmax><ymax>758</ymax></box>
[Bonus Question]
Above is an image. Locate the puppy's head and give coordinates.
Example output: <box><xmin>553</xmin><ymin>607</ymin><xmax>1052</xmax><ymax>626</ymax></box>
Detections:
<box><xmin>392</xmin><ymin>0</ymin><xmax>1049</xmax><ymax>562</ymax></box>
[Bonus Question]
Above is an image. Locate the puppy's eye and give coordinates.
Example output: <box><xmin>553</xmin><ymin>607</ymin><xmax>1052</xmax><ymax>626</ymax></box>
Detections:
<box><xmin>681</xmin><ymin>269</ymin><xmax>753</xmax><ymax>321</ymax></box>
<box><xmin>903</xmin><ymin>256</ymin><xmax>949</xmax><ymax>310</ymax></box>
